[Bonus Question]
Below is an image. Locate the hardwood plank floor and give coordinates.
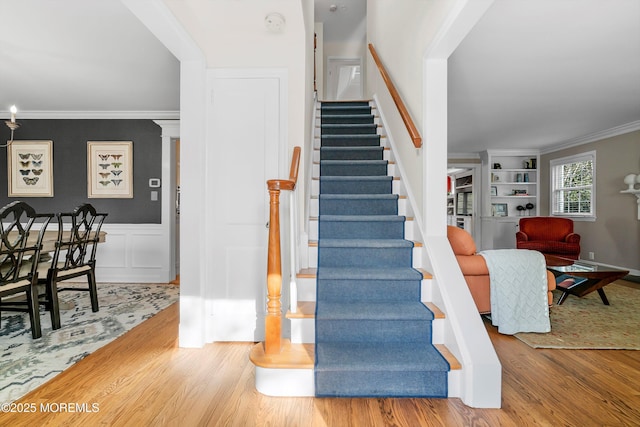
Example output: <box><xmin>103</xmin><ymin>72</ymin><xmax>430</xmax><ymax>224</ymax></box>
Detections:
<box><xmin>2</xmin><ymin>293</ymin><xmax>639</xmax><ymax>426</ymax></box>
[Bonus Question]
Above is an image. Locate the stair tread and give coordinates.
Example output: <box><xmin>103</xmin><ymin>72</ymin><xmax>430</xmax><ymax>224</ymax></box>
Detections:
<box><xmin>320</xmin><ymin>146</ymin><xmax>382</xmax><ymax>151</ymax></box>
<box><xmin>316</xmin><ymin>301</ymin><xmax>434</xmax><ymax>321</ymax></box>
<box><xmin>312</xmin><ymin>195</ymin><xmax>406</xmax><ymax>200</ymax></box>
<box><xmin>317</xmin><ymin>239</ymin><xmax>414</xmax><ymax>248</ymax></box>
<box><xmin>319</xmin><ymin>194</ymin><xmax>398</xmax><ymax>199</ymax></box>
<box><xmin>320</xmin><ymin>114</ymin><xmax>374</xmax><ymax>118</ymax></box>
<box><xmin>319</xmin><ymin>215</ymin><xmax>406</xmax><ymax>222</ymax></box>
<box><xmin>249</xmin><ymin>340</ymin><xmax>314</xmax><ymax>369</ymax></box>
<box><xmin>317</xmin><ymin>176</ymin><xmax>393</xmax><ymax>181</ymax></box>
<box><xmin>250</xmin><ymin>342</ymin><xmax>460</xmax><ymax>371</ymax></box>
<box><xmin>320</xmin><ymin>159</ymin><xmax>388</xmax><ymax>164</ymax></box>
<box><xmin>321</xmin><ymin>134</ymin><xmax>379</xmax><ymax>138</ymax></box>
<box><xmin>299</xmin><ymin>267</ymin><xmax>433</xmax><ymax>280</ymax></box>
<box><xmin>286</xmin><ymin>301</ymin><xmax>316</xmax><ymax>318</ymax></box>
<box><xmin>287</xmin><ymin>301</ymin><xmax>446</xmax><ymax>320</ymax></box>
<box><xmin>311</xmin><ymin>215</ymin><xmax>413</xmax><ymax>221</ymax></box>
<box><xmin>315</xmin><ymin>342</ymin><xmax>450</xmax><ymax>371</ymax></box>
<box><xmin>317</xmin><ymin>266</ymin><xmax>422</xmax><ymax>280</ymax></box>
<box><xmin>321</xmin><ymin>123</ymin><xmax>377</xmax><ymax>128</ymax></box>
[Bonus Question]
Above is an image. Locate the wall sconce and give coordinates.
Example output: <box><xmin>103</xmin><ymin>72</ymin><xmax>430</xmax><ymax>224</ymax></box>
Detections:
<box><xmin>621</xmin><ymin>173</ymin><xmax>640</xmax><ymax>220</ymax></box>
<box><xmin>2</xmin><ymin>105</ymin><xmax>20</xmax><ymax>148</ymax></box>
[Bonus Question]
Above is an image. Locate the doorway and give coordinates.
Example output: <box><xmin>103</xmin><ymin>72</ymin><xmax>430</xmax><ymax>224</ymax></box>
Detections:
<box><xmin>326</xmin><ymin>57</ymin><xmax>363</xmax><ymax>100</ymax></box>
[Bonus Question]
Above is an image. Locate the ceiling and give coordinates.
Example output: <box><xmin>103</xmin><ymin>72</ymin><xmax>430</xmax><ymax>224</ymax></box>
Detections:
<box><xmin>448</xmin><ymin>0</ymin><xmax>640</xmax><ymax>154</ymax></box>
<box><xmin>0</xmin><ymin>0</ymin><xmax>179</xmax><ymax>115</ymax></box>
<box><xmin>1</xmin><ymin>0</ymin><xmax>638</xmax><ymax>154</ymax></box>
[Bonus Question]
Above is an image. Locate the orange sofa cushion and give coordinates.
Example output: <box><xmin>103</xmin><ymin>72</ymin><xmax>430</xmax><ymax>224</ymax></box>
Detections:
<box><xmin>447</xmin><ymin>225</ymin><xmax>555</xmax><ymax>314</ymax></box>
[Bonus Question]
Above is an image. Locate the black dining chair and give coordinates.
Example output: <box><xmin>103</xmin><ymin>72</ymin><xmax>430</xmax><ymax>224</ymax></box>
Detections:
<box><xmin>37</xmin><ymin>203</ymin><xmax>107</xmax><ymax>330</ymax></box>
<box><xmin>0</xmin><ymin>201</ymin><xmax>53</xmax><ymax>339</ymax></box>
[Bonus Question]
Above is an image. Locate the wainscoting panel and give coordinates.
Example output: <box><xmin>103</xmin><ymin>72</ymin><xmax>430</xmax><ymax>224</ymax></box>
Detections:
<box><xmin>95</xmin><ymin>224</ymin><xmax>171</xmax><ymax>283</ymax></box>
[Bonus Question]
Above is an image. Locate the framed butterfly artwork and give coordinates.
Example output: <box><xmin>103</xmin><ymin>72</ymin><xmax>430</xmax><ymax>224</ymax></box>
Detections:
<box><xmin>7</xmin><ymin>140</ymin><xmax>54</xmax><ymax>197</ymax></box>
<box><xmin>87</xmin><ymin>141</ymin><xmax>133</xmax><ymax>198</ymax></box>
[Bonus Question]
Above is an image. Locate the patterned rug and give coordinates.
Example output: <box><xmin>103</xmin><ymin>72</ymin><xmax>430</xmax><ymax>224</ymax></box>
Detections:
<box><xmin>0</xmin><ymin>283</ymin><xmax>179</xmax><ymax>402</ymax></box>
<box><xmin>515</xmin><ymin>282</ymin><xmax>639</xmax><ymax>349</ymax></box>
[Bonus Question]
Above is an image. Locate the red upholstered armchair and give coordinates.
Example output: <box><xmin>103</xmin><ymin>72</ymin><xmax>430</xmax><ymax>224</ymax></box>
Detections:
<box><xmin>516</xmin><ymin>217</ymin><xmax>581</xmax><ymax>260</ymax></box>
<box><xmin>447</xmin><ymin>226</ymin><xmax>555</xmax><ymax>314</ymax></box>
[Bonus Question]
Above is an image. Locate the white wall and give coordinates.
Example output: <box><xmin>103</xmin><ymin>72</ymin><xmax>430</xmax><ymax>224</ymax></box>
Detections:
<box><xmin>159</xmin><ymin>0</ymin><xmax>313</xmax><ymax>345</ymax></box>
<box><xmin>366</xmin><ymin>0</ymin><xmax>456</xmax><ymax>224</ymax></box>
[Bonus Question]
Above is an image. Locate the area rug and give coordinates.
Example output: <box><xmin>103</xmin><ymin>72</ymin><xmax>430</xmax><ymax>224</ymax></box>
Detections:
<box><xmin>0</xmin><ymin>283</ymin><xmax>179</xmax><ymax>402</ymax></box>
<box><xmin>515</xmin><ymin>282</ymin><xmax>639</xmax><ymax>349</ymax></box>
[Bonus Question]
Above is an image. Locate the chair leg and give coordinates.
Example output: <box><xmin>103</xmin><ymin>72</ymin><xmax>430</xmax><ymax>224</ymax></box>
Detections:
<box><xmin>88</xmin><ymin>270</ymin><xmax>99</xmax><ymax>312</ymax></box>
<box><xmin>47</xmin><ymin>276</ymin><xmax>62</xmax><ymax>330</ymax></box>
<box><xmin>27</xmin><ymin>285</ymin><xmax>42</xmax><ymax>339</ymax></box>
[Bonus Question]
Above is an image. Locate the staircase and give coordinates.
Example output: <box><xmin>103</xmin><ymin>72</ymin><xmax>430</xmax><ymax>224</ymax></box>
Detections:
<box><xmin>313</xmin><ymin>101</ymin><xmax>449</xmax><ymax>397</ymax></box>
<box><xmin>251</xmin><ymin>99</ymin><xmax>459</xmax><ymax>398</ymax></box>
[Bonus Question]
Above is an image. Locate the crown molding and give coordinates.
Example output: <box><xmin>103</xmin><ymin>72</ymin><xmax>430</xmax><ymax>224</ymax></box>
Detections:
<box><xmin>14</xmin><ymin>110</ymin><xmax>180</xmax><ymax>120</ymax></box>
<box><xmin>541</xmin><ymin>120</ymin><xmax>640</xmax><ymax>154</ymax></box>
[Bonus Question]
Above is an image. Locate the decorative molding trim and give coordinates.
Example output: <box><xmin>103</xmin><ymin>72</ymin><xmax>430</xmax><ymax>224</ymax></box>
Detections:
<box><xmin>541</xmin><ymin>120</ymin><xmax>640</xmax><ymax>155</ymax></box>
<box><xmin>16</xmin><ymin>111</ymin><xmax>180</xmax><ymax>120</ymax></box>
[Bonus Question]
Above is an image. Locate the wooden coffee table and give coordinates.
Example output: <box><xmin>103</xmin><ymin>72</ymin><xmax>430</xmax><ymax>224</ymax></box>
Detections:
<box><xmin>545</xmin><ymin>255</ymin><xmax>629</xmax><ymax>305</ymax></box>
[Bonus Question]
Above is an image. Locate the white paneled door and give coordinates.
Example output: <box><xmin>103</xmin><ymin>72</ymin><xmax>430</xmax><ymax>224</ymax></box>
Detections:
<box><xmin>206</xmin><ymin>69</ymin><xmax>286</xmax><ymax>341</ymax></box>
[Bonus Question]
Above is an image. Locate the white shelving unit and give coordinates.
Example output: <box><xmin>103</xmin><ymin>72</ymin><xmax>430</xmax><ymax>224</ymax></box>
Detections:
<box><xmin>480</xmin><ymin>150</ymin><xmax>540</xmax><ymax>249</ymax></box>
<box><xmin>449</xmin><ymin>170</ymin><xmax>474</xmax><ymax>236</ymax></box>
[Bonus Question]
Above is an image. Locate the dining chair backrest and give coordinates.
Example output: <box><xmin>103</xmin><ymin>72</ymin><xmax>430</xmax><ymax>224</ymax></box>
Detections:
<box><xmin>0</xmin><ymin>201</ymin><xmax>52</xmax><ymax>283</ymax></box>
<box><xmin>51</xmin><ymin>203</ymin><xmax>108</xmax><ymax>272</ymax></box>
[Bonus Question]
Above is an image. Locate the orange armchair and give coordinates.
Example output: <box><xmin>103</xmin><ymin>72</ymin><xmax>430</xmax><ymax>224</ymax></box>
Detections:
<box><xmin>447</xmin><ymin>225</ymin><xmax>555</xmax><ymax>314</ymax></box>
<box><xmin>516</xmin><ymin>217</ymin><xmax>581</xmax><ymax>260</ymax></box>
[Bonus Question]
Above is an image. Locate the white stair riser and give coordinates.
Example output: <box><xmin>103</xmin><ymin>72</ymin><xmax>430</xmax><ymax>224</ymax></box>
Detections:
<box><xmin>290</xmin><ymin>318</ymin><xmax>315</xmax><ymax>344</ymax></box>
<box><xmin>254</xmin><ymin>367</ymin><xmax>314</xmax><ymax>397</ymax></box>
<box><xmin>296</xmin><ymin>277</ymin><xmax>317</xmax><ymax>301</ymax></box>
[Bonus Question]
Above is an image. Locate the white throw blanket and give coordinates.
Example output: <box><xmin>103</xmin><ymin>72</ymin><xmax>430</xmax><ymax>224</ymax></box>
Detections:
<box><xmin>479</xmin><ymin>249</ymin><xmax>550</xmax><ymax>335</ymax></box>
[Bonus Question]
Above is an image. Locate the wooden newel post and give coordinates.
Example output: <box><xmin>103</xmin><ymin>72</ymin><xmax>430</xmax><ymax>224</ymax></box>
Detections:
<box><xmin>266</xmin><ymin>181</ymin><xmax>282</xmax><ymax>354</ymax></box>
<box><xmin>263</xmin><ymin>150</ymin><xmax>298</xmax><ymax>356</ymax></box>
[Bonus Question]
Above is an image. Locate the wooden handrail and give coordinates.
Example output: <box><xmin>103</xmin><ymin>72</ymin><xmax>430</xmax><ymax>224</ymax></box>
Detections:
<box><xmin>368</xmin><ymin>43</ymin><xmax>422</xmax><ymax>148</ymax></box>
<box><xmin>265</xmin><ymin>146</ymin><xmax>301</xmax><ymax>354</ymax></box>
<box><xmin>288</xmin><ymin>146</ymin><xmax>301</xmax><ymax>184</ymax></box>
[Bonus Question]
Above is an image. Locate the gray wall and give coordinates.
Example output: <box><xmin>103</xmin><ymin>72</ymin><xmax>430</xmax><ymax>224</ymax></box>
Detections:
<box><xmin>540</xmin><ymin>130</ymin><xmax>640</xmax><ymax>272</ymax></box>
<box><xmin>0</xmin><ymin>119</ymin><xmax>162</xmax><ymax>223</ymax></box>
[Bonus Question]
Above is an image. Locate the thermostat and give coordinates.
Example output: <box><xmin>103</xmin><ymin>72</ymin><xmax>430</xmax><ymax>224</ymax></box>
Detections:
<box><xmin>149</xmin><ymin>178</ymin><xmax>161</xmax><ymax>188</ymax></box>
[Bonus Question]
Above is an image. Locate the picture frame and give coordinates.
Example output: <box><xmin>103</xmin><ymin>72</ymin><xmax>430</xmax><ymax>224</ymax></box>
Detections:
<box><xmin>490</xmin><ymin>186</ymin><xmax>498</xmax><ymax>196</ymax></box>
<box><xmin>492</xmin><ymin>203</ymin><xmax>508</xmax><ymax>217</ymax></box>
<box><xmin>87</xmin><ymin>141</ymin><xmax>133</xmax><ymax>198</ymax></box>
<box><xmin>7</xmin><ymin>140</ymin><xmax>54</xmax><ymax>197</ymax></box>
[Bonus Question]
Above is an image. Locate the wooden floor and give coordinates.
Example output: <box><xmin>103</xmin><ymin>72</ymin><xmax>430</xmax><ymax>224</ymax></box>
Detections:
<box><xmin>3</xmin><ymin>286</ymin><xmax>640</xmax><ymax>426</ymax></box>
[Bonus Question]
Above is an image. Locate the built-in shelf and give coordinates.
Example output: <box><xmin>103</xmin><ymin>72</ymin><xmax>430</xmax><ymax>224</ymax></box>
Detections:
<box><xmin>481</xmin><ymin>150</ymin><xmax>540</xmax><ymax>249</ymax></box>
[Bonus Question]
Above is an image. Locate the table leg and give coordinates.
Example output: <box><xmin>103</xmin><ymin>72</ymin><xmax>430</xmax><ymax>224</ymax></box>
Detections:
<box><xmin>557</xmin><ymin>291</ymin><xmax>569</xmax><ymax>305</ymax></box>
<box><xmin>597</xmin><ymin>288</ymin><xmax>610</xmax><ymax>305</ymax></box>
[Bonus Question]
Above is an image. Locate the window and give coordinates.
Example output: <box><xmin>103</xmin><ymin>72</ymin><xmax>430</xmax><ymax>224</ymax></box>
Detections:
<box><xmin>550</xmin><ymin>151</ymin><xmax>596</xmax><ymax>219</ymax></box>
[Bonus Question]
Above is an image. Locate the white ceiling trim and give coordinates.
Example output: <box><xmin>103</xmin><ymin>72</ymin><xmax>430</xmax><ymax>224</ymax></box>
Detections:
<box><xmin>15</xmin><ymin>111</ymin><xmax>180</xmax><ymax>120</ymax></box>
<box><xmin>541</xmin><ymin>120</ymin><xmax>640</xmax><ymax>155</ymax></box>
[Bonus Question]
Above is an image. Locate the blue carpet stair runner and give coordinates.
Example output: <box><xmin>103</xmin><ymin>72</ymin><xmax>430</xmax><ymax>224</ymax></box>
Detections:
<box><xmin>315</xmin><ymin>101</ymin><xmax>450</xmax><ymax>397</ymax></box>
